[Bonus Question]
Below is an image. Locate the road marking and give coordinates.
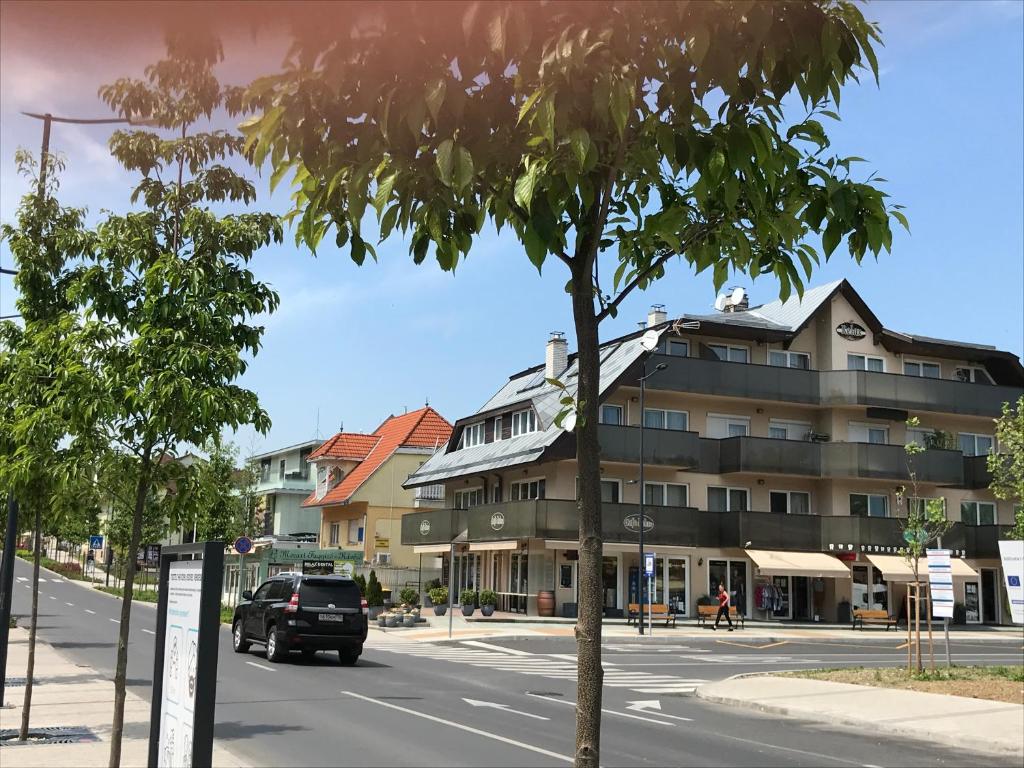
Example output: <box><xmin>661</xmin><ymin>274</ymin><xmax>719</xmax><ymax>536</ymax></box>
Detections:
<box><xmin>16</xmin><ymin>576</ymin><xmax>27</xmax><ymax>582</ymax></box>
<box><xmin>625</xmin><ymin>700</ymin><xmax>692</xmax><ymax>721</ymax></box>
<box><xmin>343</xmin><ymin>690</ymin><xmax>573</xmax><ymax>763</ymax></box>
<box><xmin>525</xmin><ymin>692</ymin><xmax>675</xmax><ymax>727</ymax></box>
<box><xmin>895</xmin><ymin>642</ymin><xmax>909</xmax><ymax>650</ymax></box>
<box><xmin>65</xmin><ymin>602</ymin><xmax>74</xmax><ymax>607</ymax></box>
<box><xmin>715</xmin><ymin>639</ymin><xmax>789</xmax><ymax>650</ymax></box>
<box><xmin>142</xmin><ymin>629</ymin><xmax>155</xmax><ymax>635</ymax></box>
<box><xmin>460</xmin><ymin>640</ymin><xmax>533</xmax><ymax>656</ymax></box>
<box><xmin>245</xmin><ymin>661</ymin><xmax>276</xmax><ymax>672</ymax></box>
<box><xmin>462</xmin><ymin>697</ymin><xmax>550</xmax><ymax>720</ymax></box>
<box><xmin>109</xmin><ymin>618</ymin><xmax>120</xmax><ymax>624</ymax></box>
<box><xmin>48</xmin><ymin>595</ymin><xmax>56</xmax><ymax>600</ymax></box>
<box><xmin>85</xmin><ymin>609</ymin><xmax>96</xmax><ymax>615</ymax></box>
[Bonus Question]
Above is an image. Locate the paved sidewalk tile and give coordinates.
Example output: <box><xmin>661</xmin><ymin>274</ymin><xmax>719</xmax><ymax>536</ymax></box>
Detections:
<box><xmin>696</xmin><ymin>675</ymin><xmax>1024</xmax><ymax>759</ymax></box>
<box><xmin>1</xmin><ymin>628</ymin><xmax>245</xmax><ymax>767</ymax></box>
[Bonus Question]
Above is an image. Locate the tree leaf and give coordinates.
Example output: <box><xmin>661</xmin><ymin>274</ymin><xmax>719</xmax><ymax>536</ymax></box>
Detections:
<box><xmin>454</xmin><ymin>146</ymin><xmax>475</xmax><ymax>191</ymax></box>
<box><xmin>373</xmin><ymin>173</ymin><xmax>396</xmax><ymax>216</ymax></box>
<box><xmin>436</xmin><ymin>139</ymin><xmax>455</xmax><ymax>186</ymax></box>
<box><xmin>822</xmin><ymin>220</ymin><xmax>842</xmax><ymax>257</ymax></box>
<box><xmin>514</xmin><ymin>163</ymin><xmax>539</xmax><ymax>211</ymax></box>
<box><xmin>425</xmin><ymin>78</ymin><xmax>447</xmax><ymax>123</ymax></box>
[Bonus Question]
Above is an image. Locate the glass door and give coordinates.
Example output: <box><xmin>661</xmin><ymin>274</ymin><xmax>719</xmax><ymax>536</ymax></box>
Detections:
<box><xmin>981</xmin><ymin>569</ymin><xmax>999</xmax><ymax>624</ymax></box>
<box><xmin>667</xmin><ymin>558</ymin><xmax>687</xmax><ymax>616</ymax></box>
<box><xmin>965</xmin><ymin>581</ymin><xmax>981</xmax><ymax>623</ymax></box>
<box><xmin>771</xmin><ymin>575</ymin><xmax>791</xmax><ymax>619</ymax></box>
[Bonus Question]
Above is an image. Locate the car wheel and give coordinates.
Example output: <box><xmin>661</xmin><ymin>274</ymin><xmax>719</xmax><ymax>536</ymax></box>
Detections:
<box><xmin>338</xmin><ymin>649</ymin><xmax>359</xmax><ymax>666</ymax></box>
<box><xmin>266</xmin><ymin>626</ymin><xmax>287</xmax><ymax>663</ymax></box>
<box><xmin>232</xmin><ymin>621</ymin><xmax>250</xmax><ymax>653</ymax></box>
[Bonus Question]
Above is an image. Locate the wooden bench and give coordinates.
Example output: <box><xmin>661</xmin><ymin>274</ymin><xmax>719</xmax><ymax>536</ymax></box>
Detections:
<box><xmin>626</xmin><ymin>603</ymin><xmax>677</xmax><ymax>627</ymax></box>
<box><xmin>852</xmin><ymin>608</ymin><xmax>898</xmax><ymax>630</ymax></box>
<box><xmin>696</xmin><ymin>604</ymin><xmax>745</xmax><ymax>628</ymax></box>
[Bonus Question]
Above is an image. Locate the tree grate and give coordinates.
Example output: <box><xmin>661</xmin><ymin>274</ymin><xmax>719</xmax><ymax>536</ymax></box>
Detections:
<box><xmin>0</xmin><ymin>726</ymin><xmax>97</xmax><ymax>746</ymax></box>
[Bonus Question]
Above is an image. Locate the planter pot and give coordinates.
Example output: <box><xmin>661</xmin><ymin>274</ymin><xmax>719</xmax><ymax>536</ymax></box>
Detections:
<box><xmin>385</xmin><ymin>614</ymin><xmax>399</xmax><ymax>628</ymax></box>
<box><xmin>403</xmin><ymin>614</ymin><xmax>416</xmax><ymax>628</ymax></box>
<box><xmin>377</xmin><ymin>614</ymin><xmax>387</xmax><ymax>627</ymax></box>
<box><xmin>537</xmin><ymin>590</ymin><xmax>555</xmax><ymax>617</ymax></box>
<box><xmin>368</xmin><ymin>606</ymin><xmax>384</xmax><ymax>621</ymax></box>
<box><xmin>383</xmin><ymin>599</ymin><xmax>393</xmax><ymax>611</ymax></box>
<box><xmin>461</xmin><ymin>604</ymin><xmax>475</xmax><ymax>617</ymax></box>
<box><xmin>423</xmin><ymin>595</ymin><xmax>433</xmax><ymax>608</ymax></box>
<box><xmin>433</xmin><ymin>604</ymin><xmax>448</xmax><ymax>616</ymax></box>
<box><xmin>481</xmin><ymin>605</ymin><xmax>495</xmax><ymax>617</ymax></box>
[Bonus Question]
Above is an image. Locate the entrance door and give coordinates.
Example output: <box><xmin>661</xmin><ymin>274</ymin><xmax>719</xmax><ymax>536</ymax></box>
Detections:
<box><xmin>601</xmin><ymin>557</ymin><xmax>618</xmax><ymax>614</ymax></box>
<box><xmin>666</xmin><ymin>558</ymin><xmax>687</xmax><ymax>617</ymax></box>
<box><xmin>792</xmin><ymin>576</ymin><xmax>811</xmax><ymax>621</ymax></box>
<box><xmin>709</xmin><ymin>559</ymin><xmax>748</xmax><ymax>616</ymax></box>
<box><xmin>964</xmin><ymin>581</ymin><xmax>981</xmax><ymax>623</ymax></box>
<box><xmin>771</xmin><ymin>576</ymin><xmax>791</xmax><ymax>619</ymax></box>
<box><xmin>981</xmin><ymin>569</ymin><xmax>999</xmax><ymax>624</ymax></box>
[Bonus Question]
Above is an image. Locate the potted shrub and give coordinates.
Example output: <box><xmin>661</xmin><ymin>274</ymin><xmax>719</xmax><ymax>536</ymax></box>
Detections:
<box><xmin>460</xmin><ymin>589</ymin><xmax>477</xmax><ymax>617</ymax></box>
<box><xmin>365</xmin><ymin>570</ymin><xmax>385</xmax><ymax>620</ymax></box>
<box><xmin>399</xmin><ymin>587</ymin><xmax>420</xmax><ymax>607</ymax></box>
<box><xmin>403</xmin><ymin>612</ymin><xmax>416</xmax><ymax>628</ymax></box>
<box><xmin>353</xmin><ymin>573</ymin><xmax>367</xmax><ymax>595</ymax></box>
<box><xmin>423</xmin><ymin>578</ymin><xmax>441</xmax><ymax>608</ymax></box>
<box><xmin>384</xmin><ymin>612</ymin><xmax>399</xmax><ymax>628</ymax></box>
<box><xmin>429</xmin><ymin>586</ymin><xmax>449</xmax><ymax>616</ymax></box>
<box><xmin>479</xmin><ymin>589</ymin><xmax>497</xmax><ymax>617</ymax></box>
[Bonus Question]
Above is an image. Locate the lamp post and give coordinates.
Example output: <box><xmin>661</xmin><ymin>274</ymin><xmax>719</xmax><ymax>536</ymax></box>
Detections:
<box><xmin>637</xmin><ymin>359</ymin><xmax>666</xmax><ymax>635</ymax></box>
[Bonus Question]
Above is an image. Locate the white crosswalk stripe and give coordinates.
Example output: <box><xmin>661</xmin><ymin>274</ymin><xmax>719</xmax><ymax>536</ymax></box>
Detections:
<box><xmin>368</xmin><ymin>639</ymin><xmax>708</xmax><ymax>695</ymax></box>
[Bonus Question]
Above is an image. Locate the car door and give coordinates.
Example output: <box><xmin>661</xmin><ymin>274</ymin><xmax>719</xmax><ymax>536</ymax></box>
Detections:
<box><xmin>245</xmin><ymin>581</ymin><xmax>275</xmax><ymax>638</ymax></box>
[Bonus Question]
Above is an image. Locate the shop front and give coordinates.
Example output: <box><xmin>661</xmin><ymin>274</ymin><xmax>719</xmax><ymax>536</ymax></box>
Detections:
<box><xmin>746</xmin><ymin>549</ymin><xmax>852</xmax><ymax>622</ymax></box>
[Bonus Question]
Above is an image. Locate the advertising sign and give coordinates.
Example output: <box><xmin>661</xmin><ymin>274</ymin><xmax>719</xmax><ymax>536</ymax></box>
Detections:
<box><xmin>926</xmin><ymin>549</ymin><xmax>954</xmax><ymax>619</ymax></box>
<box><xmin>146</xmin><ymin>544</ymin><xmax>162</xmax><ymax>567</ymax></box>
<box><xmin>998</xmin><ymin>540</ymin><xmax>1024</xmax><ymax>625</ymax></box>
<box><xmin>157</xmin><ymin>561</ymin><xmax>202</xmax><ymax>768</ymax></box>
<box><xmin>302</xmin><ymin>559</ymin><xmax>335</xmax><ymax>575</ymax></box>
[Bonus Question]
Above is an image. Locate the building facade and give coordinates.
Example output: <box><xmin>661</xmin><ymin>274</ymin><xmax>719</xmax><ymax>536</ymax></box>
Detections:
<box><xmin>304</xmin><ymin>406</ymin><xmax>452</xmax><ymax>569</ymax></box>
<box><xmin>251</xmin><ymin>440</ymin><xmax>322</xmax><ymax>539</ymax></box>
<box><xmin>402</xmin><ymin>280</ymin><xmax>1023</xmax><ymax>624</ymax></box>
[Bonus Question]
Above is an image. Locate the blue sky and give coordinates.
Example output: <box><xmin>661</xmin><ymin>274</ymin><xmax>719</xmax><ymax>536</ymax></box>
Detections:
<box><xmin>1</xmin><ymin>0</ymin><xmax>1022</xmax><ymax>456</ymax></box>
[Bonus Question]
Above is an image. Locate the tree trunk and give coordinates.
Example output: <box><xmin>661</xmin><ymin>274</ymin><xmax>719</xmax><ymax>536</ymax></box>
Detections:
<box><xmin>571</xmin><ymin>268</ymin><xmax>603</xmax><ymax>768</ymax></box>
<box><xmin>19</xmin><ymin>506</ymin><xmax>42</xmax><ymax>740</ymax></box>
<box><xmin>108</xmin><ymin>454</ymin><xmax>152</xmax><ymax>768</ymax></box>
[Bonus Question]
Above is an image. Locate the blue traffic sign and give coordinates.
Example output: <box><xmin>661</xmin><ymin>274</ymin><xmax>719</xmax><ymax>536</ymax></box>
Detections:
<box><xmin>89</xmin><ymin>535</ymin><xmax>104</xmax><ymax>550</ymax></box>
<box><xmin>233</xmin><ymin>536</ymin><xmax>253</xmax><ymax>555</ymax></box>
<box><xmin>644</xmin><ymin>552</ymin><xmax>656</xmax><ymax>577</ymax></box>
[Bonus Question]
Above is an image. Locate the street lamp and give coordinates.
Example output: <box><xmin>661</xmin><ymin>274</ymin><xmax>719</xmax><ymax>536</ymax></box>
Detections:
<box><xmin>636</xmin><ymin>330</ymin><xmax>665</xmax><ymax>636</ymax></box>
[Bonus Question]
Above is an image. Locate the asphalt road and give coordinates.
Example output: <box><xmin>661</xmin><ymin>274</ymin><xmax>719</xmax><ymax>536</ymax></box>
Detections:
<box><xmin>8</xmin><ymin>558</ymin><xmax>1024</xmax><ymax>767</ymax></box>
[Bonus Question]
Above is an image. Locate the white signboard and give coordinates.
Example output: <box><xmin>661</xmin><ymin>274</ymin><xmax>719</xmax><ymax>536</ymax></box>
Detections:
<box><xmin>998</xmin><ymin>540</ymin><xmax>1024</xmax><ymax>625</ymax></box>
<box><xmin>158</xmin><ymin>561</ymin><xmax>203</xmax><ymax>768</ymax></box>
<box><xmin>926</xmin><ymin>549</ymin><xmax>954</xmax><ymax>618</ymax></box>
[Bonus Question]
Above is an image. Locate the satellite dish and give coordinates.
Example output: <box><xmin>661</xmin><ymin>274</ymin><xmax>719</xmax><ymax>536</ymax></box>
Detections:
<box><xmin>639</xmin><ymin>329</ymin><xmax>659</xmax><ymax>351</ymax></box>
<box><xmin>561</xmin><ymin>412</ymin><xmax>577</xmax><ymax>433</ymax></box>
<box><xmin>714</xmin><ymin>295</ymin><xmax>727</xmax><ymax>311</ymax></box>
<box><xmin>730</xmin><ymin>286</ymin><xmax>745</xmax><ymax>305</ymax></box>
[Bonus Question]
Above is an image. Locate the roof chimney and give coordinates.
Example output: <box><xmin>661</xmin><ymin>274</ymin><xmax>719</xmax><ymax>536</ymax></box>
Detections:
<box><xmin>546</xmin><ymin>332</ymin><xmax>568</xmax><ymax>379</ymax></box>
<box><xmin>647</xmin><ymin>304</ymin><xmax>667</xmax><ymax>328</ymax></box>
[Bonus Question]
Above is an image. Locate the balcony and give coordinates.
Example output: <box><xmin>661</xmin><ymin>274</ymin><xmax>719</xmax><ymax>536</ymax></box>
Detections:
<box><xmin>650</xmin><ymin>354</ymin><xmax>1021</xmax><ymax>417</ymax></box>
<box><xmin>598</xmin><ymin>423</ymin><xmax>701</xmax><ymax>468</ymax></box>
<box><xmin>255</xmin><ymin>475</ymin><xmax>316</xmax><ymax>494</ymax></box>
<box><xmin>959</xmin><ymin>454</ymin><xmax>996</xmax><ymax>490</ymax></box>
<box><xmin>413</xmin><ymin>484</ymin><xmax>447</xmax><ymax>508</ymax></box>
<box><xmin>820</xmin><ymin>443</ymin><xmax>964</xmax><ymax>485</ymax></box>
<box><xmin>715</xmin><ymin>436</ymin><xmax>821</xmax><ymax>476</ymax></box>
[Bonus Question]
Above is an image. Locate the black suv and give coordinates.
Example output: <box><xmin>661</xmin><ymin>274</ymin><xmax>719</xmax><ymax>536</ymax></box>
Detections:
<box><xmin>232</xmin><ymin>573</ymin><xmax>367</xmax><ymax>664</ymax></box>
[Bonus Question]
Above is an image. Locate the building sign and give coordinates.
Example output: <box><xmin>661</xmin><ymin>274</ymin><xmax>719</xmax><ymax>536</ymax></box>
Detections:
<box><xmin>302</xmin><ymin>559</ymin><xmax>336</xmax><ymax>575</ymax></box>
<box><xmin>623</xmin><ymin>514</ymin><xmax>654</xmax><ymax>534</ymax></box>
<box><xmin>269</xmin><ymin>548</ymin><xmax>362</xmax><ymax>565</ymax></box>
<box><xmin>490</xmin><ymin>512</ymin><xmax>506</xmax><ymax>531</ymax></box>
<box><xmin>419</xmin><ymin>520</ymin><xmax>431</xmax><ymax>536</ymax></box>
<box><xmin>836</xmin><ymin>321</ymin><xmax>867</xmax><ymax>341</ymax></box>
<box><xmin>158</xmin><ymin>561</ymin><xmax>202</xmax><ymax>767</ymax></box>
<box><xmin>998</xmin><ymin>540</ymin><xmax>1024</xmax><ymax>625</ymax></box>
<box><xmin>926</xmin><ymin>549</ymin><xmax>955</xmax><ymax>619</ymax></box>
<box><xmin>374</xmin><ymin>537</ymin><xmax>390</xmax><ymax>549</ymax></box>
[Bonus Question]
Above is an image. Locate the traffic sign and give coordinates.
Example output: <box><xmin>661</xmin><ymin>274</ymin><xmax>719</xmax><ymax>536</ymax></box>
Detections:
<box><xmin>89</xmin><ymin>535</ymin><xmax>104</xmax><ymax>550</ymax></box>
<box><xmin>644</xmin><ymin>552</ymin><xmax>655</xmax><ymax>577</ymax></box>
<box><xmin>233</xmin><ymin>536</ymin><xmax>253</xmax><ymax>555</ymax></box>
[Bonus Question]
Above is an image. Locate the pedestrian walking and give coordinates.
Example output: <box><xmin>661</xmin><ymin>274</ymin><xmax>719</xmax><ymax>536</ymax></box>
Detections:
<box><xmin>713</xmin><ymin>583</ymin><xmax>734</xmax><ymax>631</ymax></box>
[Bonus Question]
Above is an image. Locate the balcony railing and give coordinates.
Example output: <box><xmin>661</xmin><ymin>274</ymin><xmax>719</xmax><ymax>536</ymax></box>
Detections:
<box><xmin>598</xmin><ymin>423</ymin><xmax>700</xmax><ymax>467</ymax></box>
<box><xmin>715</xmin><ymin>436</ymin><xmax>821</xmax><ymax>476</ymax></box>
<box><xmin>820</xmin><ymin>442</ymin><xmax>964</xmax><ymax>484</ymax></box>
<box><xmin>650</xmin><ymin>354</ymin><xmax>1021</xmax><ymax>417</ymax></box>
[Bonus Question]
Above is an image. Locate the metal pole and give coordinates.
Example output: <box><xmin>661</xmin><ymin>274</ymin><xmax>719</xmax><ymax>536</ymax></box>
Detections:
<box><xmin>926</xmin><ymin>582</ymin><xmax>934</xmax><ymax>672</ymax></box>
<box><xmin>914</xmin><ymin>581</ymin><xmax>922</xmax><ymax>673</ymax></box>
<box><xmin>448</xmin><ymin>542</ymin><xmax>455</xmax><ymax>640</ymax></box>
<box><xmin>638</xmin><ymin>363</ymin><xmax>645</xmax><ymax>636</ymax></box>
<box><xmin>0</xmin><ymin>494</ymin><xmax>19</xmax><ymax>706</ymax></box>
<box><xmin>943</xmin><ymin>617</ymin><xmax>951</xmax><ymax>668</ymax></box>
<box><xmin>906</xmin><ymin>590</ymin><xmax>912</xmax><ymax>674</ymax></box>
<box><xmin>417</xmin><ymin>554</ymin><xmax>423</xmax><ymax>607</ymax></box>
<box><xmin>238</xmin><ymin>552</ymin><xmax>245</xmax><ymax>602</ymax></box>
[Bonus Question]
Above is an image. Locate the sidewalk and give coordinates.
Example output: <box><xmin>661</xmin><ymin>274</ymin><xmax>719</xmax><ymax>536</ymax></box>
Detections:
<box><xmin>0</xmin><ymin>629</ymin><xmax>244</xmax><ymax>767</ymax></box>
<box><xmin>695</xmin><ymin>675</ymin><xmax>1024</xmax><ymax>759</ymax></box>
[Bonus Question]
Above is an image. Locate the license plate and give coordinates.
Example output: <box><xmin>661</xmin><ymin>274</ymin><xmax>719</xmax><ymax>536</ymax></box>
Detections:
<box><xmin>318</xmin><ymin>614</ymin><xmax>345</xmax><ymax>622</ymax></box>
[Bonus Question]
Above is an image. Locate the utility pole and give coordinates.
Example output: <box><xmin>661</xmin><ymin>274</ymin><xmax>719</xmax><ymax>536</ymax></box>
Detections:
<box><xmin>636</xmin><ymin>359</ymin><xmax>666</xmax><ymax>635</ymax></box>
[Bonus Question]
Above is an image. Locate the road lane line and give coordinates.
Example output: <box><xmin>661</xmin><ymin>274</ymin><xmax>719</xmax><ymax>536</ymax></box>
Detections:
<box><xmin>343</xmin><ymin>690</ymin><xmax>573</xmax><ymax>763</ymax></box>
<box><xmin>142</xmin><ymin>629</ymin><xmax>155</xmax><ymax>635</ymax></box>
<box><xmin>48</xmin><ymin>595</ymin><xmax>56</xmax><ymax>600</ymax></box>
<box><xmin>245</xmin><ymin>661</ymin><xmax>276</xmax><ymax>672</ymax></box>
<box><xmin>524</xmin><ymin>692</ymin><xmax>676</xmax><ymax>726</ymax></box>
<box><xmin>459</xmin><ymin>640</ymin><xmax>534</xmax><ymax>656</ymax></box>
<box><xmin>85</xmin><ymin>609</ymin><xmax>96</xmax><ymax>615</ymax></box>
<box><xmin>65</xmin><ymin>602</ymin><xmax>74</xmax><ymax>607</ymax></box>
<box><xmin>109</xmin><ymin>618</ymin><xmax>119</xmax><ymax>624</ymax></box>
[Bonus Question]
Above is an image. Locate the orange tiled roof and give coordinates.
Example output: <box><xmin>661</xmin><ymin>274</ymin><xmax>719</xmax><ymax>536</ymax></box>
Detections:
<box><xmin>303</xmin><ymin>407</ymin><xmax>452</xmax><ymax>507</ymax></box>
<box><xmin>308</xmin><ymin>432</ymin><xmax>379</xmax><ymax>461</ymax></box>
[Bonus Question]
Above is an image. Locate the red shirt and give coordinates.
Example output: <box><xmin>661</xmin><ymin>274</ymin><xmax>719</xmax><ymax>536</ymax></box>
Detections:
<box><xmin>718</xmin><ymin>591</ymin><xmax>730</xmax><ymax>607</ymax></box>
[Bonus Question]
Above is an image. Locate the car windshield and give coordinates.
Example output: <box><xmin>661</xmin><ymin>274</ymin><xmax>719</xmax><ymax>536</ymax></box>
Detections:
<box><xmin>299</xmin><ymin>579</ymin><xmax>360</xmax><ymax>608</ymax></box>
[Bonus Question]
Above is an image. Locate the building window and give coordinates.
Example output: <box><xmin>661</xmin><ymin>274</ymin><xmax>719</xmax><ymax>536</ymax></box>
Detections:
<box><xmin>491</xmin><ymin>485</ymin><xmax>502</xmax><ymax>503</ymax></box>
<box><xmin>298</xmin><ymin>447</ymin><xmax>312</xmax><ymax>480</ymax></box>
<box><xmin>768</xmin><ymin>350</ymin><xmax>810</xmax><ymax>369</ymax></box>
<box><xmin>768</xmin><ymin>420</ymin><xmax>812</xmax><ymax>441</ymax></box>
<box><xmin>260</xmin><ymin>458</ymin><xmax>271</xmax><ymax>482</ymax></box>
<box><xmin>665</xmin><ymin>339</ymin><xmax>689</xmax><ymax>357</ymax></box>
<box><xmin>907</xmin><ymin>497</ymin><xmax>946</xmax><ymax>519</ymax></box>
<box><xmin>454</xmin><ymin>488</ymin><xmax>485</xmax><ymax>509</ymax></box>
<box><xmin>770</xmin><ymin>490</ymin><xmax>811</xmax><ymax>515</ymax></box>
<box><xmin>848</xmin><ymin>354</ymin><xmax>884</xmax><ymax>372</ymax></box>
<box><xmin>850</xmin><ymin>493</ymin><xmax>888</xmax><ymax>518</ymax></box>
<box><xmin>460</xmin><ymin>422</ymin><xmax>484</xmax><ymax>449</ymax></box>
<box><xmin>849</xmin><ymin>422</ymin><xmax>888</xmax><ymax>444</ymax></box>
<box><xmin>707</xmin><ymin>414</ymin><xmax>750</xmax><ymax>439</ymax></box>
<box><xmin>510</xmin><ymin>478</ymin><xmax>546</xmax><ymax>501</ymax></box>
<box><xmin>493</xmin><ymin>416</ymin><xmax>503</xmax><ymax>441</ymax></box>
<box><xmin>958</xmin><ymin>432</ymin><xmax>994</xmax><ymax>456</ymax></box>
<box><xmin>600</xmin><ymin>480</ymin><xmax>621</xmax><ymax>503</ymax></box>
<box><xmin>955</xmin><ymin>366</ymin><xmax>991</xmax><ymax>384</ymax></box>
<box><xmin>644</xmin><ymin>482</ymin><xmax>688</xmax><ymax>507</ymax></box>
<box><xmin>328</xmin><ymin>522</ymin><xmax>340</xmax><ymax>546</ymax></box>
<box><xmin>708</xmin><ymin>486</ymin><xmax>749</xmax><ymax>512</ymax></box>
<box><xmin>960</xmin><ymin>501</ymin><xmax>996</xmax><ymax>526</ymax></box>
<box><xmin>511</xmin><ymin>409</ymin><xmax>538</xmax><ymax>436</ymax></box>
<box><xmin>643</xmin><ymin>408</ymin><xmax>688</xmax><ymax>431</ymax></box>
<box><xmin>708</xmin><ymin>344</ymin><xmax>748</xmax><ymax>363</ymax></box>
<box><xmin>600</xmin><ymin>404</ymin><xmax>624</xmax><ymax>425</ymax></box>
<box><xmin>904</xmin><ymin>360</ymin><xmax>941</xmax><ymax>378</ymax></box>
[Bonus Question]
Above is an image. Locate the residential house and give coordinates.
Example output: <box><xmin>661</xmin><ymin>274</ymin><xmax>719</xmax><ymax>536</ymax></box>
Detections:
<box><xmin>252</xmin><ymin>440</ymin><xmax>322</xmax><ymax>538</ymax></box>
<box><xmin>305</xmin><ymin>407</ymin><xmax>452</xmax><ymax>568</ymax></box>
<box><xmin>402</xmin><ymin>280</ymin><xmax>1023</xmax><ymax>624</ymax></box>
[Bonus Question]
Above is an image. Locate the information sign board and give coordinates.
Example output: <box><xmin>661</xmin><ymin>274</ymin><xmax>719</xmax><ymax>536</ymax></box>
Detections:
<box><xmin>89</xmin><ymin>535</ymin><xmax>104</xmax><ymax>550</ymax></box>
<box><xmin>157</xmin><ymin>561</ymin><xmax>202</xmax><ymax>767</ymax></box>
<box><xmin>644</xmin><ymin>553</ymin><xmax>655</xmax><ymax>577</ymax></box>
<box><xmin>925</xmin><ymin>549</ymin><xmax>954</xmax><ymax>619</ymax></box>
<box><xmin>998</xmin><ymin>540</ymin><xmax>1024</xmax><ymax>625</ymax></box>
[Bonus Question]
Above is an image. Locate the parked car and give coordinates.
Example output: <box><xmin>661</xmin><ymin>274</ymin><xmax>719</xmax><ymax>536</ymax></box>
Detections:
<box><xmin>232</xmin><ymin>573</ymin><xmax>368</xmax><ymax>665</ymax></box>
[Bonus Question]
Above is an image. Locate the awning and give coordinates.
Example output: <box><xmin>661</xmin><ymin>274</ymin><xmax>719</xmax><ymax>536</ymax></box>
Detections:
<box><xmin>469</xmin><ymin>540</ymin><xmax>521</xmax><ymax>552</ymax></box>
<box><xmin>746</xmin><ymin>549</ymin><xmax>851</xmax><ymax>579</ymax></box>
<box><xmin>864</xmin><ymin>554</ymin><xmax>979</xmax><ymax>582</ymax></box>
<box><xmin>544</xmin><ymin>540</ymin><xmax>694</xmax><ymax>555</ymax></box>
<box><xmin>413</xmin><ymin>544</ymin><xmax>455</xmax><ymax>554</ymax></box>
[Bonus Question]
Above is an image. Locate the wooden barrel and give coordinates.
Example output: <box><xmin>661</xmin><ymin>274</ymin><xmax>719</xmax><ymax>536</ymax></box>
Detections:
<box><xmin>537</xmin><ymin>590</ymin><xmax>555</xmax><ymax>617</ymax></box>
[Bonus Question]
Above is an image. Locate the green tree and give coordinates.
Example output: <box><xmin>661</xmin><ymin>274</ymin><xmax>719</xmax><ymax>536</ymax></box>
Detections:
<box><xmin>242</xmin><ymin>3</ymin><xmax>900</xmax><ymax>762</ymax></box>
<box><xmin>51</xmin><ymin>35</ymin><xmax>281</xmax><ymax>766</ymax></box>
<box><xmin>175</xmin><ymin>439</ymin><xmax>255</xmax><ymax>543</ymax></box>
<box><xmin>989</xmin><ymin>396</ymin><xmax>1024</xmax><ymax>539</ymax></box>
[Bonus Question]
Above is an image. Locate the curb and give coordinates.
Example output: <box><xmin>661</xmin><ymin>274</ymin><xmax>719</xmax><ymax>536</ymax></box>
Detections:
<box><xmin>695</xmin><ymin>684</ymin><xmax>1024</xmax><ymax>759</ymax></box>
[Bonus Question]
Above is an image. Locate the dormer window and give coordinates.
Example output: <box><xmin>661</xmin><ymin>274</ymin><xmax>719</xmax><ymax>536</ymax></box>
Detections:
<box><xmin>511</xmin><ymin>408</ymin><xmax>538</xmax><ymax>437</ymax></box>
<box><xmin>459</xmin><ymin>422</ymin><xmax>484</xmax><ymax>449</ymax></box>
<box><xmin>315</xmin><ymin>464</ymin><xmax>344</xmax><ymax>500</ymax></box>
